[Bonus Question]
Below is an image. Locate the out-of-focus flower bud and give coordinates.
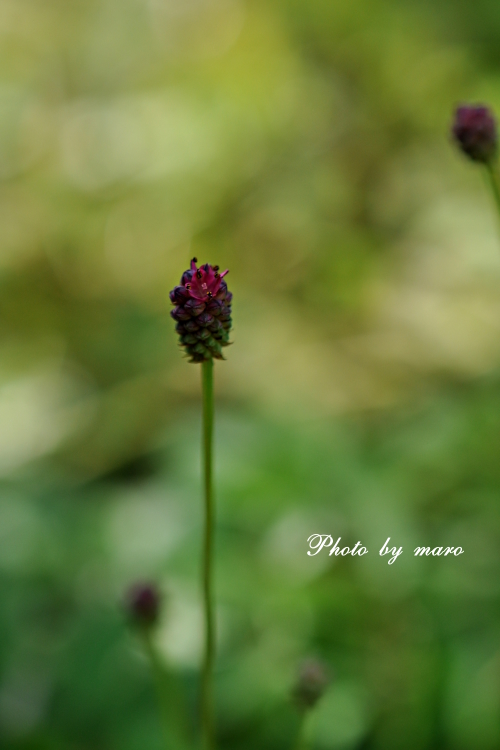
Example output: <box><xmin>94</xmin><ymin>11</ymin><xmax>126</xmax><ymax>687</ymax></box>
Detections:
<box><xmin>292</xmin><ymin>658</ymin><xmax>330</xmax><ymax>711</ymax></box>
<box><xmin>452</xmin><ymin>104</ymin><xmax>497</xmax><ymax>163</ymax></box>
<box><xmin>124</xmin><ymin>582</ymin><xmax>161</xmax><ymax>628</ymax></box>
<box><xmin>169</xmin><ymin>258</ymin><xmax>232</xmax><ymax>363</ymax></box>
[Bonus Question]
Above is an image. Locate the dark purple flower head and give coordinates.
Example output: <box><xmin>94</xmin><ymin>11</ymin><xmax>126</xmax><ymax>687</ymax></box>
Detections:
<box><xmin>169</xmin><ymin>258</ymin><xmax>232</xmax><ymax>363</ymax></box>
<box><xmin>292</xmin><ymin>658</ymin><xmax>330</xmax><ymax>712</ymax></box>
<box><xmin>452</xmin><ymin>104</ymin><xmax>497</xmax><ymax>163</ymax></box>
<box><xmin>124</xmin><ymin>582</ymin><xmax>161</xmax><ymax>628</ymax></box>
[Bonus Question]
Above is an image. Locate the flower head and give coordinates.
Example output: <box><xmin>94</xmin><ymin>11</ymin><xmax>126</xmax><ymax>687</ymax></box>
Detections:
<box><xmin>452</xmin><ymin>104</ymin><xmax>497</xmax><ymax>163</ymax></box>
<box><xmin>292</xmin><ymin>658</ymin><xmax>330</xmax><ymax>712</ymax></box>
<box><xmin>170</xmin><ymin>258</ymin><xmax>232</xmax><ymax>363</ymax></box>
<box><xmin>124</xmin><ymin>582</ymin><xmax>161</xmax><ymax>628</ymax></box>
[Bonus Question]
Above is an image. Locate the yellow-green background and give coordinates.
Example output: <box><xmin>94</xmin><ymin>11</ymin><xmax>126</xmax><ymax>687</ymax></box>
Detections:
<box><xmin>2</xmin><ymin>0</ymin><xmax>500</xmax><ymax>747</ymax></box>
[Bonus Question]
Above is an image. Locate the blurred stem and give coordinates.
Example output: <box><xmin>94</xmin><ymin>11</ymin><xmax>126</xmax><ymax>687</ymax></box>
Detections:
<box><xmin>201</xmin><ymin>358</ymin><xmax>216</xmax><ymax>750</ymax></box>
<box><xmin>142</xmin><ymin>629</ymin><xmax>172</xmax><ymax>750</ymax></box>
<box><xmin>294</xmin><ymin>712</ymin><xmax>309</xmax><ymax>750</ymax></box>
<box><xmin>141</xmin><ymin>629</ymin><xmax>190</xmax><ymax>750</ymax></box>
<box><xmin>485</xmin><ymin>162</ymin><xmax>500</xmax><ymax>221</ymax></box>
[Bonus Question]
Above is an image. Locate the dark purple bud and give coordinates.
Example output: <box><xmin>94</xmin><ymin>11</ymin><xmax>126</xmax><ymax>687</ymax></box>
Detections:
<box><xmin>185</xmin><ymin>298</ymin><xmax>206</xmax><ymax>316</ymax></box>
<box><xmin>452</xmin><ymin>104</ymin><xmax>497</xmax><ymax>163</ymax></box>
<box><xmin>225</xmin><ymin>291</ymin><xmax>233</xmax><ymax>304</ymax></box>
<box><xmin>208</xmin><ymin>318</ymin><xmax>223</xmax><ymax>333</ymax></box>
<box><xmin>169</xmin><ymin>260</ymin><xmax>232</xmax><ymax>362</ymax></box>
<box><xmin>124</xmin><ymin>582</ymin><xmax>161</xmax><ymax>628</ymax></box>
<box><xmin>170</xmin><ymin>286</ymin><xmax>190</xmax><ymax>304</ymax></box>
<box><xmin>197</xmin><ymin>312</ymin><xmax>214</xmax><ymax>327</ymax></box>
<box><xmin>215</xmin><ymin>282</ymin><xmax>227</xmax><ymax>301</ymax></box>
<box><xmin>292</xmin><ymin>659</ymin><xmax>330</xmax><ymax>712</ymax></box>
<box><xmin>171</xmin><ymin>306</ymin><xmax>190</xmax><ymax>322</ymax></box>
<box><xmin>206</xmin><ymin>299</ymin><xmax>223</xmax><ymax>316</ymax></box>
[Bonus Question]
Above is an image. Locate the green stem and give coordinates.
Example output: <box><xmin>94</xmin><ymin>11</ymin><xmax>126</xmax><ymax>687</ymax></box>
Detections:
<box><xmin>201</xmin><ymin>358</ymin><xmax>215</xmax><ymax>750</ymax></box>
<box><xmin>142</xmin><ymin>629</ymin><xmax>172</xmax><ymax>750</ymax></box>
<box><xmin>141</xmin><ymin>630</ymin><xmax>190</xmax><ymax>750</ymax></box>
<box><xmin>294</xmin><ymin>712</ymin><xmax>309</xmax><ymax>750</ymax></box>
<box><xmin>485</xmin><ymin>161</ymin><xmax>500</xmax><ymax>221</ymax></box>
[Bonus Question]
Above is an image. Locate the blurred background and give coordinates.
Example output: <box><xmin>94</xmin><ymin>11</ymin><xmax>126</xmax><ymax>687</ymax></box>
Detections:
<box><xmin>2</xmin><ymin>0</ymin><xmax>500</xmax><ymax>747</ymax></box>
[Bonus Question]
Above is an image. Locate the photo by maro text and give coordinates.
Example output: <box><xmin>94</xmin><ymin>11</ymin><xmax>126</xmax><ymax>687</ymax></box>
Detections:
<box><xmin>307</xmin><ymin>535</ymin><xmax>465</xmax><ymax>564</ymax></box>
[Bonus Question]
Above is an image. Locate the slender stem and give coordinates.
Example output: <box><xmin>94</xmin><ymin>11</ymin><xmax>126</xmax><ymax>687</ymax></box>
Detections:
<box><xmin>142</xmin><ymin>630</ymin><xmax>191</xmax><ymax>750</ymax></box>
<box><xmin>201</xmin><ymin>358</ymin><xmax>215</xmax><ymax>750</ymax></box>
<box><xmin>142</xmin><ymin>629</ymin><xmax>172</xmax><ymax>750</ymax></box>
<box><xmin>294</xmin><ymin>712</ymin><xmax>309</xmax><ymax>750</ymax></box>
<box><xmin>485</xmin><ymin>161</ymin><xmax>500</xmax><ymax>222</ymax></box>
